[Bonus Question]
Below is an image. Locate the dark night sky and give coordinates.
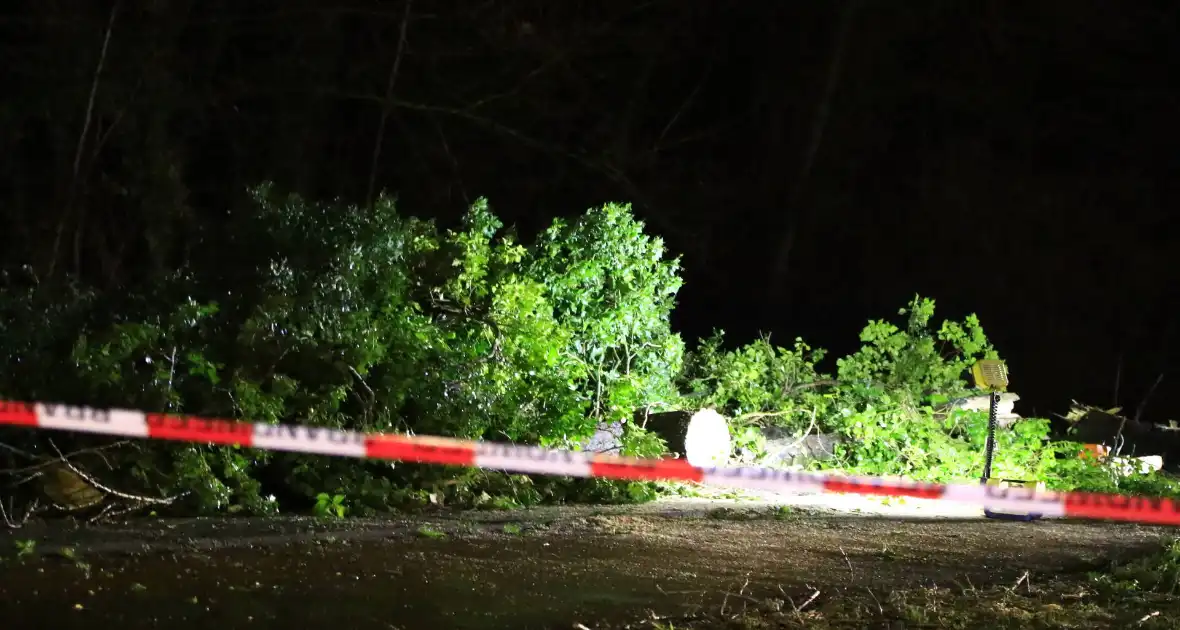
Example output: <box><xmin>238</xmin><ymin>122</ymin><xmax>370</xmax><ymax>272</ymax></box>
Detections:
<box><xmin>1</xmin><ymin>0</ymin><xmax>1177</xmax><ymax>420</ymax></box>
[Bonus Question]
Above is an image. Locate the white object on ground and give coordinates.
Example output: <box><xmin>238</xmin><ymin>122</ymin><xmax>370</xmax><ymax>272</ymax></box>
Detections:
<box><xmin>683</xmin><ymin>408</ymin><xmax>731</xmax><ymax>467</ymax></box>
<box><xmin>1109</xmin><ymin>454</ymin><xmax>1164</xmax><ymax>477</ymax></box>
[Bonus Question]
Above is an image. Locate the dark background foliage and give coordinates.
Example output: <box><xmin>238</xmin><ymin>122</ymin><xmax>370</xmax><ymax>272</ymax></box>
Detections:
<box><xmin>1</xmin><ymin>0</ymin><xmax>1176</xmax><ymax>420</ymax></box>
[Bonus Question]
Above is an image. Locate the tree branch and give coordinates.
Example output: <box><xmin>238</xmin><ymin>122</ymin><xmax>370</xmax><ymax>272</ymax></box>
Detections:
<box><xmin>48</xmin><ymin>0</ymin><xmax>121</xmax><ymax>279</ymax></box>
<box><xmin>46</xmin><ymin>439</ymin><xmax>175</xmax><ymax>506</ymax></box>
<box><xmin>766</xmin><ymin>0</ymin><xmax>861</xmax><ymax>302</ymax></box>
<box><xmin>366</xmin><ymin>0</ymin><xmax>414</xmax><ymax>207</ymax></box>
<box><xmin>654</xmin><ymin>54</ymin><xmax>715</xmax><ymax>153</ymax></box>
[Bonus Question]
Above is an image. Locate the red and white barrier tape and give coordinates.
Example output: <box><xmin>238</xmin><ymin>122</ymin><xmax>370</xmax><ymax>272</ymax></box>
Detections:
<box><xmin>1</xmin><ymin>399</ymin><xmax>1177</xmax><ymax>526</ymax></box>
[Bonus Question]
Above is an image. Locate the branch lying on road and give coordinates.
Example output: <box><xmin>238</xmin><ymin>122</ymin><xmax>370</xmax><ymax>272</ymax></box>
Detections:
<box><xmin>45</xmin><ymin>439</ymin><xmax>176</xmax><ymax>507</ymax></box>
<box><xmin>1</xmin><ymin>437</ymin><xmax>185</xmax><ymax>526</ymax></box>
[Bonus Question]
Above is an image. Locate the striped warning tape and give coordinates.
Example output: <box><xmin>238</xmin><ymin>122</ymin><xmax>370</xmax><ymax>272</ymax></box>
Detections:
<box><xmin>1</xmin><ymin>399</ymin><xmax>1178</xmax><ymax>526</ymax></box>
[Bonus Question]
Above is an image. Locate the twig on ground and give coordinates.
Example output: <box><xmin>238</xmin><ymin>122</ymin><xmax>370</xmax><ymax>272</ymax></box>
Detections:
<box><xmin>864</xmin><ymin>587</ymin><xmax>883</xmax><ymax>614</ymax></box>
<box><xmin>783</xmin><ymin>586</ymin><xmax>798</xmax><ymax>617</ymax></box>
<box><xmin>655</xmin><ymin>583</ymin><xmax>706</xmax><ymax>618</ymax></box>
<box><xmin>655</xmin><ymin>584</ymin><xmax>705</xmax><ymax>597</ymax></box>
<box><xmin>719</xmin><ymin>575</ymin><xmax>753</xmax><ymax>616</ymax></box>
<box><xmin>0</xmin><ymin>495</ymin><xmax>15</xmax><ymax>528</ymax></box>
<box><xmin>719</xmin><ymin>591</ymin><xmax>761</xmax><ymax>610</ymax></box>
<box><xmin>1010</xmin><ymin>570</ymin><xmax>1030</xmax><ymax>593</ymax></box>
<box><xmin>1138</xmin><ymin>611</ymin><xmax>1160</xmax><ymax>625</ymax></box>
<box><xmin>798</xmin><ymin>588</ymin><xmax>821</xmax><ymax>612</ymax></box>
<box><xmin>1</xmin><ymin>495</ymin><xmax>39</xmax><ymax>528</ymax></box>
<box><xmin>839</xmin><ymin>545</ymin><xmax>855</xmax><ymax>579</ymax></box>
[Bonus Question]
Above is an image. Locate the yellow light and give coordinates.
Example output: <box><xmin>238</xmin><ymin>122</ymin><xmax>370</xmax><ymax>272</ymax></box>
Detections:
<box><xmin>971</xmin><ymin>359</ymin><xmax>1009</xmax><ymax>391</ymax></box>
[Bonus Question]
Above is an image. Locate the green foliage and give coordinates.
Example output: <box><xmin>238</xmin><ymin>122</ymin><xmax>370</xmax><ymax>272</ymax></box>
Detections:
<box><xmin>680</xmin><ymin>295</ymin><xmax>1082</xmax><ymax>486</ymax></box>
<box><xmin>0</xmin><ymin>186</ymin><xmax>683</xmax><ymax>514</ymax></box>
<box><xmin>13</xmin><ymin>539</ymin><xmax>36</xmax><ymax>559</ymax></box>
<box><xmin>677</xmin><ymin>295</ymin><xmax>1180</xmax><ymax>495</ymax></box>
<box><xmin>528</xmin><ymin>203</ymin><xmax>685</xmax><ymax>447</ymax></box>
<box><xmin>2</xmin><ymin>186</ymin><xmax>1165</xmax><ymax>518</ymax></box>
<box><xmin>313</xmin><ymin>493</ymin><xmax>348</xmax><ymax>519</ymax></box>
<box><xmin>835</xmin><ymin>295</ymin><xmax>998</xmax><ymax>405</ymax></box>
<box><xmin>823</xmin><ymin>407</ymin><xmax>1058</xmax><ymax>483</ymax></box>
<box><xmin>1044</xmin><ymin>442</ymin><xmax>1180</xmax><ymax>497</ymax></box>
<box><xmin>680</xmin><ymin>332</ymin><xmax>829</xmax><ymax>432</ymax></box>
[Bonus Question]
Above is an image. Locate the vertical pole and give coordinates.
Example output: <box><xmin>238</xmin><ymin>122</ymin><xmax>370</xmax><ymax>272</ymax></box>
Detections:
<box><xmin>981</xmin><ymin>390</ymin><xmax>1000</xmax><ymax>482</ymax></box>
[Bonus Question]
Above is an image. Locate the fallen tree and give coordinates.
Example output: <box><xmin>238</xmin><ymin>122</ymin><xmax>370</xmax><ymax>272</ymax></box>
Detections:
<box><xmin>641</xmin><ymin>409</ymin><xmax>731</xmax><ymax>467</ymax></box>
<box><xmin>1059</xmin><ymin>402</ymin><xmax>1178</xmax><ymax>471</ymax></box>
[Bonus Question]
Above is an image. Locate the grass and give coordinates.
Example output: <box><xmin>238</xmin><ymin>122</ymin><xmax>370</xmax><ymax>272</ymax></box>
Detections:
<box><xmin>415</xmin><ymin>525</ymin><xmax>447</xmax><ymax>539</ymax></box>
<box><xmin>605</xmin><ymin>538</ymin><xmax>1180</xmax><ymax>630</ymax></box>
<box><xmin>1093</xmin><ymin>536</ymin><xmax>1180</xmax><ymax>595</ymax></box>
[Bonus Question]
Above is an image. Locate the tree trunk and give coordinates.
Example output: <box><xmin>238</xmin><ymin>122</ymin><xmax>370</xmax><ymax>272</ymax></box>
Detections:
<box><xmin>644</xmin><ymin>409</ymin><xmax>731</xmax><ymax>467</ymax></box>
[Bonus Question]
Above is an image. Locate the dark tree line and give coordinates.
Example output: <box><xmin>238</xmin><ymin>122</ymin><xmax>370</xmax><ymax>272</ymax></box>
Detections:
<box><xmin>1</xmin><ymin>0</ymin><xmax>1177</xmax><ymax>419</ymax></box>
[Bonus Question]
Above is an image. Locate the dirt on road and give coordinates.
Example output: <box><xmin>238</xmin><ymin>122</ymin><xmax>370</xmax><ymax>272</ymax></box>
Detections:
<box><xmin>0</xmin><ymin>500</ymin><xmax>1176</xmax><ymax>629</ymax></box>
